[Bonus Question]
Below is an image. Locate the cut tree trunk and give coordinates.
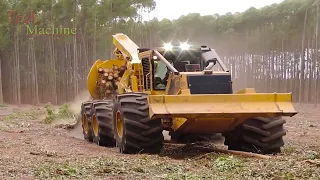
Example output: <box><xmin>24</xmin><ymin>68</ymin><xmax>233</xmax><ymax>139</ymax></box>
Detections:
<box><xmin>96</xmin><ymin>65</ymin><xmax>126</xmax><ymax>99</ymax></box>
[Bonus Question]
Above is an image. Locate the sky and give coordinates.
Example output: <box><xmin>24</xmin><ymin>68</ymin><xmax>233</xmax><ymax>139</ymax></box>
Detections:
<box><xmin>145</xmin><ymin>0</ymin><xmax>284</xmax><ymax>20</ymax></box>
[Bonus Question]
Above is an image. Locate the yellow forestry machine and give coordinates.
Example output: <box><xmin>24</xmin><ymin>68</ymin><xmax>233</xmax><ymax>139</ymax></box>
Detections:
<box><xmin>80</xmin><ymin>33</ymin><xmax>298</xmax><ymax>154</ymax></box>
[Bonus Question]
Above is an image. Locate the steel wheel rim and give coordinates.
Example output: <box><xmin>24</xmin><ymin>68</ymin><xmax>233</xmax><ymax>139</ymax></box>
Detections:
<box><xmin>82</xmin><ymin>114</ymin><xmax>89</xmax><ymax>134</ymax></box>
<box><xmin>92</xmin><ymin>115</ymin><xmax>99</xmax><ymax>136</ymax></box>
<box><xmin>116</xmin><ymin>111</ymin><xmax>123</xmax><ymax>138</ymax></box>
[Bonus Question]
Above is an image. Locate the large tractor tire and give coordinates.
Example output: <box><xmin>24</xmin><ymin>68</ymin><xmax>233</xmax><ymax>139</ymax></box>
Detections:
<box><xmin>113</xmin><ymin>93</ymin><xmax>164</xmax><ymax>154</ymax></box>
<box><xmin>90</xmin><ymin>100</ymin><xmax>116</xmax><ymax>147</ymax></box>
<box><xmin>223</xmin><ymin>117</ymin><xmax>286</xmax><ymax>154</ymax></box>
<box><xmin>81</xmin><ymin>102</ymin><xmax>93</xmax><ymax>142</ymax></box>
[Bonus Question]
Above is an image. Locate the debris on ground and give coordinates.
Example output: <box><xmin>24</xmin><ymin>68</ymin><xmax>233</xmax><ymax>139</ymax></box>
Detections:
<box><xmin>0</xmin><ymin>104</ymin><xmax>319</xmax><ymax>179</ymax></box>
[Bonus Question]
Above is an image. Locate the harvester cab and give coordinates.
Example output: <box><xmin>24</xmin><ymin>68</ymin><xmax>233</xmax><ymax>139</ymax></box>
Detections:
<box><xmin>157</xmin><ymin>44</ymin><xmax>232</xmax><ymax>92</ymax></box>
<box><xmin>157</xmin><ymin>43</ymin><xmax>227</xmax><ymax>72</ymax></box>
<box><xmin>81</xmin><ymin>33</ymin><xmax>298</xmax><ymax>155</ymax></box>
<box><xmin>138</xmin><ymin>45</ymin><xmax>233</xmax><ymax>96</ymax></box>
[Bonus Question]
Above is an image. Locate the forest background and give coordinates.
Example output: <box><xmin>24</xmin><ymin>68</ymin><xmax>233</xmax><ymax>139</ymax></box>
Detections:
<box><xmin>0</xmin><ymin>0</ymin><xmax>319</xmax><ymax>105</ymax></box>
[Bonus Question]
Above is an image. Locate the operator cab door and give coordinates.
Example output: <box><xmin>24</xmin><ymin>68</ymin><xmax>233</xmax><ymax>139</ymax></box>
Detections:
<box><xmin>138</xmin><ymin>50</ymin><xmax>157</xmax><ymax>94</ymax></box>
<box><xmin>138</xmin><ymin>50</ymin><xmax>168</xmax><ymax>94</ymax></box>
<box><xmin>138</xmin><ymin>51</ymin><xmax>153</xmax><ymax>92</ymax></box>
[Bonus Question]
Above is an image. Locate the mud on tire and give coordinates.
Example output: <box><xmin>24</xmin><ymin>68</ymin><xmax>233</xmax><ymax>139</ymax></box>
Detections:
<box><xmin>223</xmin><ymin>117</ymin><xmax>286</xmax><ymax>154</ymax></box>
<box><xmin>113</xmin><ymin>93</ymin><xmax>164</xmax><ymax>154</ymax></box>
<box><xmin>91</xmin><ymin>100</ymin><xmax>116</xmax><ymax>147</ymax></box>
<box><xmin>81</xmin><ymin>102</ymin><xmax>93</xmax><ymax>142</ymax></box>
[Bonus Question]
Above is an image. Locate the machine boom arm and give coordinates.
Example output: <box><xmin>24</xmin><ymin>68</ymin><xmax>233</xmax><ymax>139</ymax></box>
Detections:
<box><xmin>112</xmin><ymin>33</ymin><xmax>140</xmax><ymax>63</ymax></box>
<box><xmin>154</xmin><ymin>50</ymin><xmax>179</xmax><ymax>74</ymax></box>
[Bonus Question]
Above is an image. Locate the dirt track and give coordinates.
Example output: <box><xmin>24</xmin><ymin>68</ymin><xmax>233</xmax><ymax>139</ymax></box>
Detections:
<box><xmin>0</xmin><ymin>104</ymin><xmax>319</xmax><ymax>180</ymax></box>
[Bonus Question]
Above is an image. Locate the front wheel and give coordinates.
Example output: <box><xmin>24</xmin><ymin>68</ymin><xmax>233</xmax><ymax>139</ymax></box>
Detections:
<box><xmin>223</xmin><ymin>117</ymin><xmax>286</xmax><ymax>154</ymax></box>
<box><xmin>113</xmin><ymin>93</ymin><xmax>164</xmax><ymax>154</ymax></box>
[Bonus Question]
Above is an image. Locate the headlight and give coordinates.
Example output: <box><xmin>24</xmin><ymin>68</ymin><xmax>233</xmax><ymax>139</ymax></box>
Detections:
<box><xmin>180</xmin><ymin>42</ymin><xmax>190</xmax><ymax>50</ymax></box>
<box><xmin>163</xmin><ymin>43</ymin><xmax>173</xmax><ymax>50</ymax></box>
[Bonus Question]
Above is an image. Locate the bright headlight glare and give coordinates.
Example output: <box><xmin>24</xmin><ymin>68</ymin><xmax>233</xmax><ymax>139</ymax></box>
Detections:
<box><xmin>180</xmin><ymin>43</ymin><xmax>190</xmax><ymax>50</ymax></box>
<box><xmin>163</xmin><ymin>43</ymin><xmax>173</xmax><ymax>50</ymax></box>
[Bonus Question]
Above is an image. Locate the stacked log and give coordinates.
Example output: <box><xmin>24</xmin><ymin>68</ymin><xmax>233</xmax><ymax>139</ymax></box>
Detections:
<box><xmin>96</xmin><ymin>65</ymin><xmax>127</xmax><ymax>99</ymax></box>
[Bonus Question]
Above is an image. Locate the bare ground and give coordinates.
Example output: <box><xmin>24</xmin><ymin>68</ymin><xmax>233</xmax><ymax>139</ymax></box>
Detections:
<box><xmin>0</xmin><ymin>103</ymin><xmax>319</xmax><ymax>180</ymax></box>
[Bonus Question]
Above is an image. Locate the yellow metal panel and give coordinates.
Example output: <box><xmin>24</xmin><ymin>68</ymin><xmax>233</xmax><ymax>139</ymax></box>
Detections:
<box><xmin>173</xmin><ymin>117</ymin><xmax>240</xmax><ymax>133</ymax></box>
<box><xmin>171</xmin><ymin>117</ymin><xmax>187</xmax><ymax>131</ymax></box>
<box><xmin>87</xmin><ymin>59</ymin><xmax>104</xmax><ymax>99</ymax></box>
<box><xmin>150</xmin><ymin>90</ymin><xmax>166</xmax><ymax>95</ymax></box>
<box><xmin>179</xmin><ymin>74</ymin><xmax>190</xmax><ymax>95</ymax></box>
<box><xmin>130</xmin><ymin>75</ymin><xmax>138</xmax><ymax>92</ymax></box>
<box><xmin>138</xmin><ymin>50</ymin><xmax>153</xmax><ymax>59</ymax></box>
<box><xmin>165</xmin><ymin>74</ymin><xmax>173</xmax><ymax>95</ymax></box>
<box><xmin>179</xmin><ymin>73</ymin><xmax>189</xmax><ymax>90</ymax></box>
<box><xmin>97</xmin><ymin>59</ymin><xmax>126</xmax><ymax>69</ymax></box>
<box><xmin>153</xmin><ymin>92</ymin><xmax>297</xmax><ymax>134</ymax></box>
<box><xmin>236</xmin><ymin>88</ymin><xmax>256</xmax><ymax>94</ymax></box>
<box><xmin>119</xmin><ymin>69</ymin><xmax>131</xmax><ymax>93</ymax></box>
<box><xmin>166</xmin><ymin>74</ymin><xmax>181</xmax><ymax>95</ymax></box>
<box><xmin>148</xmin><ymin>93</ymin><xmax>297</xmax><ymax>119</ymax></box>
<box><xmin>112</xmin><ymin>33</ymin><xmax>140</xmax><ymax>63</ymax></box>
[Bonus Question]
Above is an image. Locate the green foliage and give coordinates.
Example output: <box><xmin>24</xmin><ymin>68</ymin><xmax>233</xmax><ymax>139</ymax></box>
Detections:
<box><xmin>44</xmin><ymin>104</ymin><xmax>55</xmax><ymax>123</ymax></box>
<box><xmin>1</xmin><ymin>0</ymin><xmax>320</xmax><ymax>104</ymax></box>
<box><xmin>307</xmin><ymin>151</ymin><xmax>319</xmax><ymax>160</ymax></box>
<box><xmin>58</xmin><ymin>104</ymin><xmax>72</xmax><ymax>117</ymax></box>
<box><xmin>35</xmin><ymin>162</ymin><xmax>80</xmax><ymax>178</ymax></box>
<box><xmin>0</xmin><ymin>0</ymin><xmax>10</xmax><ymax>49</ymax></box>
<box><xmin>30</xmin><ymin>147</ymin><xmax>320</xmax><ymax>179</ymax></box>
<box><xmin>44</xmin><ymin>103</ymin><xmax>74</xmax><ymax>124</ymax></box>
<box><xmin>3</xmin><ymin>109</ymin><xmax>39</xmax><ymax>120</ymax></box>
<box><xmin>281</xmin><ymin>146</ymin><xmax>297</xmax><ymax>155</ymax></box>
<box><xmin>0</xmin><ymin>0</ymin><xmax>318</xmax><ymax>52</ymax></box>
<box><xmin>0</xmin><ymin>104</ymin><xmax>8</xmax><ymax>107</ymax></box>
<box><xmin>1</xmin><ymin>0</ymin><xmax>316</xmax><ymax>48</ymax></box>
<box><xmin>213</xmin><ymin>156</ymin><xmax>243</xmax><ymax>172</ymax></box>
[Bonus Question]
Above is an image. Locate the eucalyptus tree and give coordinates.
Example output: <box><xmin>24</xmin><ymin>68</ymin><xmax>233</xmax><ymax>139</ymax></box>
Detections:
<box><xmin>0</xmin><ymin>0</ymin><xmax>319</xmax><ymax>105</ymax></box>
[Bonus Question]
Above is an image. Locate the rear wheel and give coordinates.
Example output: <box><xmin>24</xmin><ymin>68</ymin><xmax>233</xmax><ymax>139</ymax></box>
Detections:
<box><xmin>91</xmin><ymin>100</ymin><xmax>116</xmax><ymax>147</ymax></box>
<box><xmin>113</xmin><ymin>93</ymin><xmax>164</xmax><ymax>154</ymax></box>
<box><xmin>223</xmin><ymin>117</ymin><xmax>286</xmax><ymax>154</ymax></box>
<box><xmin>81</xmin><ymin>102</ymin><xmax>93</xmax><ymax>142</ymax></box>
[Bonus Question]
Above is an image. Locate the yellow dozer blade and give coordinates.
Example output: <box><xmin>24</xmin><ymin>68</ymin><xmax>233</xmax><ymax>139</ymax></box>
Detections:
<box><xmin>149</xmin><ymin>92</ymin><xmax>297</xmax><ymax>133</ymax></box>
